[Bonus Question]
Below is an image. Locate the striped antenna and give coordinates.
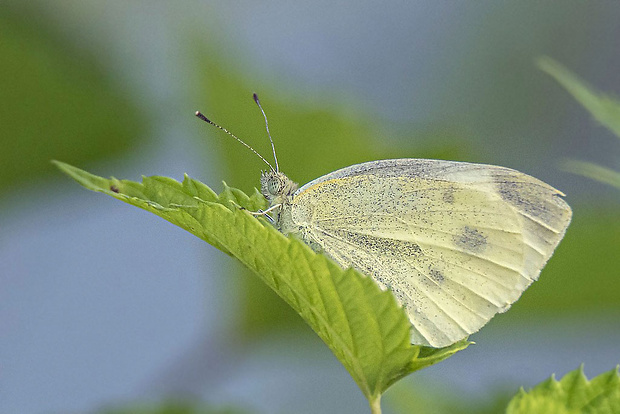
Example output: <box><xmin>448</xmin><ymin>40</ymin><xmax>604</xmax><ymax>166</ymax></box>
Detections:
<box><xmin>194</xmin><ymin>110</ymin><xmax>276</xmax><ymax>172</ymax></box>
<box><xmin>253</xmin><ymin>93</ymin><xmax>280</xmax><ymax>172</ymax></box>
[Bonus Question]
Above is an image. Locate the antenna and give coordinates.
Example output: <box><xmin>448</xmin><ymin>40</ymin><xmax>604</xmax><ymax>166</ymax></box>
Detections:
<box><xmin>195</xmin><ymin>110</ymin><xmax>276</xmax><ymax>172</ymax></box>
<box><xmin>253</xmin><ymin>93</ymin><xmax>279</xmax><ymax>172</ymax></box>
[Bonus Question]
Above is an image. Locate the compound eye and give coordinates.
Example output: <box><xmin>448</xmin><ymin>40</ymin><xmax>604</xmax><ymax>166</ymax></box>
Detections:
<box><xmin>268</xmin><ymin>178</ymin><xmax>282</xmax><ymax>195</ymax></box>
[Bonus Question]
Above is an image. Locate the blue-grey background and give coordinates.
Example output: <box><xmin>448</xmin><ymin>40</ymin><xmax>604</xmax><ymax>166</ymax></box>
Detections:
<box><xmin>1</xmin><ymin>2</ymin><xmax>619</xmax><ymax>413</ymax></box>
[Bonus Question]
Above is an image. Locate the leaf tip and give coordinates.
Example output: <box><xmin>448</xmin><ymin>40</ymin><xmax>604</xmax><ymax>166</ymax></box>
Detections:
<box><xmin>51</xmin><ymin>159</ymin><xmax>73</xmax><ymax>174</ymax></box>
<box><xmin>535</xmin><ymin>55</ymin><xmax>555</xmax><ymax>72</ymax></box>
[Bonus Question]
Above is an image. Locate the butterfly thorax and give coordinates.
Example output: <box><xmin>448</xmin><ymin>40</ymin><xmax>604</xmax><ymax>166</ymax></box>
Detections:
<box><xmin>260</xmin><ymin>170</ymin><xmax>299</xmax><ymax>231</ymax></box>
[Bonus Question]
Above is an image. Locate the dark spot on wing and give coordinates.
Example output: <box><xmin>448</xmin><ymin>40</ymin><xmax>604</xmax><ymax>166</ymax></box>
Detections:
<box><xmin>110</xmin><ymin>185</ymin><xmax>120</xmax><ymax>193</ymax></box>
<box><xmin>497</xmin><ymin>180</ymin><xmax>550</xmax><ymax>220</ymax></box>
<box><xmin>454</xmin><ymin>226</ymin><xmax>487</xmax><ymax>253</ymax></box>
<box><xmin>429</xmin><ymin>268</ymin><xmax>445</xmax><ymax>283</ymax></box>
<box><xmin>335</xmin><ymin>230</ymin><xmax>424</xmax><ymax>259</ymax></box>
<box><xmin>443</xmin><ymin>188</ymin><xmax>455</xmax><ymax>204</ymax></box>
<box><xmin>409</xmin><ymin>243</ymin><xmax>422</xmax><ymax>255</ymax></box>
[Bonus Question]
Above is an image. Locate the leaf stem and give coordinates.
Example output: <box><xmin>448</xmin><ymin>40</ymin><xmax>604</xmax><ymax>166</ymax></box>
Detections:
<box><xmin>369</xmin><ymin>395</ymin><xmax>382</xmax><ymax>414</ymax></box>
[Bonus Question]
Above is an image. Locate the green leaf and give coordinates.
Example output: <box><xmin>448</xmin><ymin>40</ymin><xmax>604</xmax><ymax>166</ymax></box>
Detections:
<box><xmin>561</xmin><ymin>160</ymin><xmax>620</xmax><ymax>191</ymax></box>
<box><xmin>538</xmin><ymin>57</ymin><xmax>620</xmax><ymax>190</ymax></box>
<box><xmin>53</xmin><ymin>160</ymin><xmax>469</xmax><ymax>404</ymax></box>
<box><xmin>506</xmin><ymin>366</ymin><xmax>620</xmax><ymax>414</ymax></box>
<box><xmin>538</xmin><ymin>57</ymin><xmax>620</xmax><ymax>138</ymax></box>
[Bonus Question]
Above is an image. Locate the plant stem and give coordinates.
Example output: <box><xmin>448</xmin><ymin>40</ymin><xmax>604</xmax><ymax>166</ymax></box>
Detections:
<box><xmin>369</xmin><ymin>395</ymin><xmax>382</xmax><ymax>414</ymax></box>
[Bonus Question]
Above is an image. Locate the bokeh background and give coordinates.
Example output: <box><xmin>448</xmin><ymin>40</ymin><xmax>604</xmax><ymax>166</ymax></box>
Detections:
<box><xmin>1</xmin><ymin>2</ymin><xmax>619</xmax><ymax>413</ymax></box>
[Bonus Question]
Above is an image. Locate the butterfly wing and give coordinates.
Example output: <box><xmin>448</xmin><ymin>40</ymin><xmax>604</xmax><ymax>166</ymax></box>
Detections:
<box><xmin>289</xmin><ymin>159</ymin><xmax>572</xmax><ymax>347</ymax></box>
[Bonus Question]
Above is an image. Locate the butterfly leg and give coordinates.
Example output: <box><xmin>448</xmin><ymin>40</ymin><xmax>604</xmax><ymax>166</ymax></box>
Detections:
<box><xmin>247</xmin><ymin>203</ymin><xmax>281</xmax><ymax>216</ymax></box>
<box><xmin>229</xmin><ymin>201</ymin><xmax>280</xmax><ymax>224</ymax></box>
<box><xmin>247</xmin><ymin>203</ymin><xmax>282</xmax><ymax>223</ymax></box>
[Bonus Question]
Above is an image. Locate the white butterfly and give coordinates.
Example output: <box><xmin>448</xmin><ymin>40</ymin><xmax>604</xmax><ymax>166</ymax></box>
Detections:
<box><xmin>197</xmin><ymin>96</ymin><xmax>572</xmax><ymax>348</ymax></box>
<box><xmin>260</xmin><ymin>158</ymin><xmax>571</xmax><ymax>347</ymax></box>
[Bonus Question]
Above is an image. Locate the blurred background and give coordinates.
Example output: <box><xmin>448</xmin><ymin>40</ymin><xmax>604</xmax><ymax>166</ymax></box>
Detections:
<box><xmin>1</xmin><ymin>1</ymin><xmax>619</xmax><ymax>413</ymax></box>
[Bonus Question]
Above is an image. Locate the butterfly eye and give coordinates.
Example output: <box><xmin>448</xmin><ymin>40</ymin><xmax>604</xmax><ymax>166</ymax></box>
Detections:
<box><xmin>268</xmin><ymin>178</ymin><xmax>282</xmax><ymax>195</ymax></box>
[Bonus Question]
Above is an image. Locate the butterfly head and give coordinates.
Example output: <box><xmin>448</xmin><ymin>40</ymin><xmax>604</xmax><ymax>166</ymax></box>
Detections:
<box><xmin>261</xmin><ymin>170</ymin><xmax>298</xmax><ymax>206</ymax></box>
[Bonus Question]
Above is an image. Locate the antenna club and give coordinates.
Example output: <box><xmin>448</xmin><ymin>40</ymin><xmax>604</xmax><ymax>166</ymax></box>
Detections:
<box><xmin>253</xmin><ymin>93</ymin><xmax>260</xmax><ymax>105</ymax></box>
<box><xmin>195</xmin><ymin>111</ymin><xmax>212</xmax><ymax>124</ymax></box>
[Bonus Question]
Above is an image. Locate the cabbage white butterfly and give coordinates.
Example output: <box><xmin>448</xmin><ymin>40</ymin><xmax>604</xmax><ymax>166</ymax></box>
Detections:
<box><xmin>196</xmin><ymin>95</ymin><xmax>572</xmax><ymax>348</ymax></box>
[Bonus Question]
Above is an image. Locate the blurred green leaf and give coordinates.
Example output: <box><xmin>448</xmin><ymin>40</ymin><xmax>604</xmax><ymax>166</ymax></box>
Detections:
<box><xmin>54</xmin><ymin>160</ymin><xmax>469</xmax><ymax>407</ymax></box>
<box><xmin>506</xmin><ymin>366</ymin><xmax>620</xmax><ymax>414</ymax></box>
<box><xmin>561</xmin><ymin>161</ymin><xmax>620</xmax><ymax>191</ymax></box>
<box><xmin>538</xmin><ymin>57</ymin><xmax>620</xmax><ymax>138</ymax></box>
<box><xmin>0</xmin><ymin>3</ymin><xmax>144</xmax><ymax>197</ymax></box>
<box><xmin>538</xmin><ymin>57</ymin><xmax>620</xmax><ymax>190</ymax></box>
